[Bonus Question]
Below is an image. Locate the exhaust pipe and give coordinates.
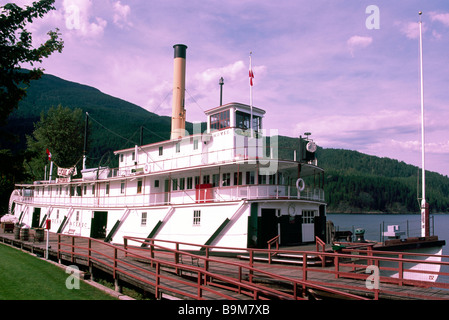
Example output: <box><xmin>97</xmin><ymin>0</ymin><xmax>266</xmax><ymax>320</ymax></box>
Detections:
<box><xmin>170</xmin><ymin>44</ymin><xmax>187</xmax><ymax>140</ymax></box>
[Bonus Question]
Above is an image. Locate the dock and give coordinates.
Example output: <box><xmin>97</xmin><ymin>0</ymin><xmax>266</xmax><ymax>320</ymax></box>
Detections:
<box><xmin>1</xmin><ymin>227</ymin><xmax>449</xmax><ymax>300</ymax></box>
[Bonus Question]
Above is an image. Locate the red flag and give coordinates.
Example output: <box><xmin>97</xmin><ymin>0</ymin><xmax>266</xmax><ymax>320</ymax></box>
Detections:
<box><xmin>46</xmin><ymin>148</ymin><xmax>52</xmax><ymax>161</ymax></box>
<box><xmin>249</xmin><ymin>68</ymin><xmax>254</xmax><ymax>86</ymax></box>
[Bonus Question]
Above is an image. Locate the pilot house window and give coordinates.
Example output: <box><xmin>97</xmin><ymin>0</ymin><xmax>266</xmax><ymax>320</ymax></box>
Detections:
<box><xmin>210</xmin><ymin>109</ymin><xmax>230</xmax><ymax>130</ymax></box>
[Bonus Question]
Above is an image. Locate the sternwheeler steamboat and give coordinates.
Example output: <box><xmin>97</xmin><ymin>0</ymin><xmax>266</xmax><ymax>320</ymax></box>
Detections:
<box><xmin>8</xmin><ymin>44</ymin><xmax>327</xmax><ymax>249</ymax></box>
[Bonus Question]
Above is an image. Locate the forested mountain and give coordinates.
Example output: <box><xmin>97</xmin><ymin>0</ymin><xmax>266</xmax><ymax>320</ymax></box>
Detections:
<box><xmin>3</xmin><ymin>73</ymin><xmax>202</xmax><ymax>168</ymax></box>
<box><xmin>3</xmin><ymin>73</ymin><xmax>449</xmax><ymax>214</ymax></box>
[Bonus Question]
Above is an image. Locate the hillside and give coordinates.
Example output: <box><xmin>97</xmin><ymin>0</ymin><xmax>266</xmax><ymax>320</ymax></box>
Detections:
<box><xmin>3</xmin><ymin>72</ymin><xmax>449</xmax><ymax>214</ymax></box>
<box><xmin>3</xmin><ymin>73</ymin><xmax>202</xmax><ymax>166</ymax></box>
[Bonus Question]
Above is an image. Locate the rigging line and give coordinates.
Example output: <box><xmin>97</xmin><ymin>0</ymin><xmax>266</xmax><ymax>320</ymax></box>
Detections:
<box><xmin>141</xmin><ymin>125</ymin><xmax>169</xmax><ymax>142</ymax></box>
<box><xmin>185</xmin><ymin>88</ymin><xmax>205</xmax><ymax>113</ymax></box>
<box><xmin>88</xmin><ymin>114</ymin><xmax>139</xmax><ymax>146</ymax></box>
<box><xmin>124</xmin><ymin>90</ymin><xmax>172</xmax><ymax>144</ymax></box>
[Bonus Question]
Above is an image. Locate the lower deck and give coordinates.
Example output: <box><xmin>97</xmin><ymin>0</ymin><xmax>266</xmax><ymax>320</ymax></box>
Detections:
<box><xmin>10</xmin><ymin>199</ymin><xmax>327</xmax><ymax>249</ymax></box>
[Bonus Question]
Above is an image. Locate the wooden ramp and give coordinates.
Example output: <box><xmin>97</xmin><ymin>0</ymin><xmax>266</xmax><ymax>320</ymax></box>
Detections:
<box><xmin>2</xmin><ymin>230</ymin><xmax>449</xmax><ymax>300</ymax></box>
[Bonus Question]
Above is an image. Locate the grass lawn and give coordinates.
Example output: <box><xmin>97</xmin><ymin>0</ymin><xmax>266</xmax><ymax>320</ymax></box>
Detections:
<box><xmin>0</xmin><ymin>243</ymin><xmax>117</xmax><ymax>300</ymax></box>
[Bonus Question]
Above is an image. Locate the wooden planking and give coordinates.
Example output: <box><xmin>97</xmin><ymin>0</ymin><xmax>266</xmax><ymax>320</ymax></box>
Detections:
<box><xmin>2</xmin><ymin>230</ymin><xmax>449</xmax><ymax>300</ymax></box>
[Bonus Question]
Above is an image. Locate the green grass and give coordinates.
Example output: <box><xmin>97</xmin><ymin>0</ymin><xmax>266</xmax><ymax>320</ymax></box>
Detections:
<box><xmin>0</xmin><ymin>244</ymin><xmax>117</xmax><ymax>300</ymax></box>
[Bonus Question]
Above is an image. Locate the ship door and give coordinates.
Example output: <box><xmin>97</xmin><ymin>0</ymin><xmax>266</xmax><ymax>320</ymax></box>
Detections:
<box><xmin>164</xmin><ymin>179</ymin><xmax>171</xmax><ymax>204</ymax></box>
<box><xmin>31</xmin><ymin>208</ymin><xmax>41</xmax><ymax>228</ymax></box>
<box><xmin>91</xmin><ymin>211</ymin><xmax>108</xmax><ymax>239</ymax></box>
<box><xmin>301</xmin><ymin>210</ymin><xmax>316</xmax><ymax>242</ymax></box>
<box><xmin>258</xmin><ymin>209</ymin><xmax>278</xmax><ymax>248</ymax></box>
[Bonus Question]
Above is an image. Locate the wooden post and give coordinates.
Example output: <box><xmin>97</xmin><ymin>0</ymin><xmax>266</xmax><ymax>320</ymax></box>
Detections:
<box><xmin>71</xmin><ymin>236</ymin><xmax>75</xmax><ymax>263</ymax></box>
<box><xmin>155</xmin><ymin>262</ymin><xmax>161</xmax><ymax>299</ymax></box>
<box><xmin>57</xmin><ymin>234</ymin><xmax>61</xmax><ymax>263</ymax></box>
<box><xmin>88</xmin><ymin>238</ymin><xmax>91</xmax><ymax>265</ymax></box>
<box><xmin>249</xmin><ymin>250</ymin><xmax>254</xmax><ymax>283</ymax></box>
<box><xmin>398</xmin><ymin>253</ymin><xmax>403</xmax><ymax>286</ymax></box>
<box><xmin>197</xmin><ymin>271</ymin><xmax>202</xmax><ymax>298</ymax></box>
<box><xmin>335</xmin><ymin>255</ymin><xmax>339</xmax><ymax>279</ymax></box>
<box><xmin>302</xmin><ymin>253</ymin><xmax>307</xmax><ymax>281</ymax></box>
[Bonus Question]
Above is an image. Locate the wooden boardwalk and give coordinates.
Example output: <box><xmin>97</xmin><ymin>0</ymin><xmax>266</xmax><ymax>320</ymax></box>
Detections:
<box><xmin>2</xmin><ymin>228</ymin><xmax>449</xmax><ymax>300</ymax></box>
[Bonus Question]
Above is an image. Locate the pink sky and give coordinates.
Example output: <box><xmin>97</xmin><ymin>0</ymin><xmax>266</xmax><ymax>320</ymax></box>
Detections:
<box><xmin>11</xmin><ymin>0</ymin><xmax>449</xmax><ymax>176</ymax></box>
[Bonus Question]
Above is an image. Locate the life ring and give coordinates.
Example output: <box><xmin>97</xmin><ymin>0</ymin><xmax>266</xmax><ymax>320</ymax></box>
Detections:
<box><xmin>296</xmin><ymin>178</ymin><xmax>305</xmax><ymax>192</ymax></box>
<box><xmin>288</xmin><ymin>203</ymin><xmax>296</xmax><ymax>216</ymax></box>
<box><xmin>144</xmin><ymin>164</ymin><xmax>150</xmax><ymax>173</ymax></box>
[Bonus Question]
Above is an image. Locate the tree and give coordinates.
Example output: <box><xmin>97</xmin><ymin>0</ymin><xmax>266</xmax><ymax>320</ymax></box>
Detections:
<box><xmin>25</xmin><ymin>105</ymin><xmax>85</xmax><ymax>181</ymax></box>
<box><xmin>0</xmin><ymin>0</ymin><xmax>64</xmax><ymax>125</ymax></box>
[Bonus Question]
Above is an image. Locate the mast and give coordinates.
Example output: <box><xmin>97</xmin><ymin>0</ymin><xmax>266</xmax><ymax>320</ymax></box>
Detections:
<box><xmin>83</xmin><ymin>112</ymin><xmax>89</xmax><ymax>171</ymax></box>
<box><xmin>419</xmin><ymin>11</ymin><xmax>429</xmax><ymax>237</ymax></box>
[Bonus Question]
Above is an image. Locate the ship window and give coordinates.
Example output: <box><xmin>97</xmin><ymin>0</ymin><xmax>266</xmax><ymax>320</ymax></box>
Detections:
<box><xmin>132</xmin><ymin>151</ymin><xmax>135</xmax><ymax>161</ymax></box>
<box><xmin>194</xmin><ymin>176</ymin><xmax>200</xmax><ymax>187</ymax></box>
<box><xmin>193</xmin><ymin>139</ymin><xmax>199</xmax><ymax>150</ymax></box>
<box><xmin>236</xmin><ymin>111</ymin><xmax>261</xmax><ymax>131</ymax></box>
<box><xmin>92</xmin><ymin>184</ymin><xmax>95</xmax><ymax>195</ymax></box>
<box><xmin>234</xmin><ymin>172</ymin><xmax>242</xmax><ymax>185</ymax></box>
<box><xmin>210</xmin><ymin>109</ymin><xmax>230</xmax><ymax>130</ymax></box>
<box><xmin>222</xmin><ymin>173</ymin><xmax>231</xmax><ymax>186</ymax></box>
<box><xmin>159</xmin><ymin>146</ymin><xmax>163</xmax><ymax>156</ymax></box>
<box><xmin>193</xmin><ymin>210</ymin><xmax>201</xmax><ymax>226</ymax></box>
<box><xmin>302</xmin><ymin>210</ymin><xmax>317</xmax><ymax>224</ymax></box>
<box><xmin>246</xmin><ymin>171</ymin><xmax>255</xmax><ymax>185</ymax></box>
<box><xmin>137</xmin><ymin>179</ymin><xmax>142</xmax><ymax>194</ymax></box>
<box><xmin>203</xmin><ymin>175</ymin><xmax>210</xmax><ymax>184</ymax></box>
<box><xmin>179</xmin><ymin>178</ymin><xmax>185</xmax><ymax>190</ymax></box>
<box><xmin>141</xmin><ymin>212</ymin><xmax>147</xmax><ymax>226</ymax></box>
<box><xmin>187</xmin><ymin>177</ymin><xmax>193</xmax><ymax>189</ymax></box>
<box><xmin>106</xmin><ymin>183</ymin><xmax>110</xmax><ymax>195</ymax></box>
<box><xmin>121</xmin><ymin>181</ymin><xmax>125</xmax><ymax>194</ymax></box>
<box><xmin>154</xmin><ymin>180</ymin><xmax>160</xmax><ymax>188</ymax></box>
<box><xmin>76</xmin><ymin>211</ymin><xmax>80</xmax><ymax>222</ymax></box>
<box><xmin>212</xmin><ymin>174</ymin><xmax>219</xmax><ymax>187</ymax></box>
<box><xmin>172</xmin><ymin>178</ymin><xmax>178</xmax><ymax>191</ymax></box>
<box><xmin>176</xmin><ymin>142</ymin><xmax>180</xmax><ymax>153</ymax></box>
<box><xmin>120</xmin><ymin>154</ymin><xmax>124</xmax><ymax>162</ymax></box>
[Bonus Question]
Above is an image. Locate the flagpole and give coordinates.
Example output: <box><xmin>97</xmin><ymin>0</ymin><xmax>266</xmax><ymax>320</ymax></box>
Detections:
<box><xmin>49</xmin><ymin>161</ymin><xmax>53</xmax><ymax>182</ymax></box>
<box><xmin>249</xmin><ymin>52</ymin><xmax>254</xmax><ymax>138</ymax></box>
<box><xmin>419</xmin><ymin>11</ymin><xmax>429</xmax><ymax>237</ymax></box>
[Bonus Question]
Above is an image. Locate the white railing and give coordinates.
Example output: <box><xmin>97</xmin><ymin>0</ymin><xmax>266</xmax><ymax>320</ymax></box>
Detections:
<box><xmin>17</xmin><ymin>185</ymin><xmax>324</xmax><ymax>208</ymax></box>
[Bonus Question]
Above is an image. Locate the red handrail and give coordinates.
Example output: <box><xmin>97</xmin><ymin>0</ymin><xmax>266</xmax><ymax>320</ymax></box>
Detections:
<box><xmin>57</xmin><ymin>234</ymin><xmax>369</xmax><ymax>300</ymax></box>
<box><xmin>56</xmin><ymin>234</ymin><xmax>449</xmax><ymax>300</ymax></box>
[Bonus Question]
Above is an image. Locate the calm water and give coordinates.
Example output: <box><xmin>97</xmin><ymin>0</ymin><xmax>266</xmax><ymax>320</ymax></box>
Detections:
<box><xmin>327</xmin><ymin>213</ymin><xmax>449</xmax><ymax>284</ymax></box>
<box><xmin>327</xmin><ymin>213</ymin><xmax>449</xmax><ymax>256</ymax></box>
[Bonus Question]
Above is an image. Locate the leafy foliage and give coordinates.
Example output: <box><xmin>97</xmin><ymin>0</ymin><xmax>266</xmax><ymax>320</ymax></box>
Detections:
<box><xmin>0</xmin><ymin>0</ymin><xmax>64</xmax><ymax>125</ymax></box>
<box><xmin>25</xmin><ymin>105</ymin><xmax>85</xmax><ymax>180</ymax></box>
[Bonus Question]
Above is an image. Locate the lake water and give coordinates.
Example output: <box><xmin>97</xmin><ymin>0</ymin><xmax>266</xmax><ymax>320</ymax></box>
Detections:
<box><xmin>327</xmin><ymin>213</ymin><xmax>449</xmax><ymax>284</ymax></box>
<box><xmin>327</xmin><ymin>213</ymin><xmax>449</xmax><ymax>255</ymax></box>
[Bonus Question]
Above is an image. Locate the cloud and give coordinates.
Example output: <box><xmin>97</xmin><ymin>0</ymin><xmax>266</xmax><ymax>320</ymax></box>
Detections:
<box><xmin>294</xmin><ymin>109</ymin><xmax>420</xmax><ymax>149</ymax></box>
<box><xmin>395</xmin><ymin>19</ymin><xmax>423</xmax><ymax>39</ymax></box>
<box><xmin>429</xmin><ymin>11</ymin><xmax>449</xmax><ymax>27</ymax></box>
<box><xmin>113</xmin><ymin>1</ymin><xmax>132</xmax><ymax>28</ymax></box>
<box><xmin>347</xmin><ymin>35</ymin><xmax>373</xmax><ymax>56</ymax></box>
<box><xmin>390</xmin><ymin>139</ymin><xmax>449</xmax><ymax>155</ymax></box>
<box><xmin>63</xmin><ymin>0</ymin><xmax>107</xmax><ymax>38</ymax></box>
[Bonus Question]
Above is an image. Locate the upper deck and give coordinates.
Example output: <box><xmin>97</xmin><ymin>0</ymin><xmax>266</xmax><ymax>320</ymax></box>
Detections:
<box><xmin>13</xmin><ymin>103</ymin><xmax>325</xmax><ymax>207</ymax></box>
